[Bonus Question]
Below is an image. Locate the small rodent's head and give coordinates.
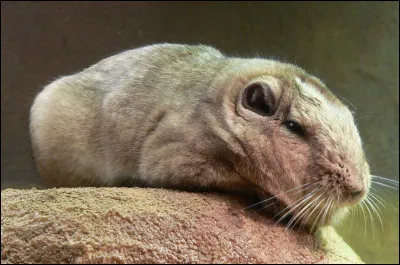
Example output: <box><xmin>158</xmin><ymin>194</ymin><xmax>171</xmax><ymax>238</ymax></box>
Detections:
<box><xmin>222</xmin><ymin>60</ymin><xmax>371</xmax><ymax>229</ymax></box>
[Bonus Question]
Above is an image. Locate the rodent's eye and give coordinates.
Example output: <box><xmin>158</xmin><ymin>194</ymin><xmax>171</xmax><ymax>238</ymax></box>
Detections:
<box><xmin>283</xmin><ymin>120</ymin><xmax>305</xmax><ymax>137</ymax></box>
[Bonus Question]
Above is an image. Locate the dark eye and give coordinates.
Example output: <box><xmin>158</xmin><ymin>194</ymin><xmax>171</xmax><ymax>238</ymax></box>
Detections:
<box><xmin>284</xmin><ymin>120</ymin><xmax>305</xmax><ymax>137</ymax></box>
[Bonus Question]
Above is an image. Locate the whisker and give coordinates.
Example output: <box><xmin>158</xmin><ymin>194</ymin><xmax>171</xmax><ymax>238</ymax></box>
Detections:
<box><xmin>354</xmin><ymin>202</ymin><xmax>362</xmax><ymax>229</ymax></box>
<box><xmin>274</xmin><ymin>186</ymin><xmax>321</xmax><ymax>226</ymax></box>
<box><xmin>290</xmin><ymin>185</ymin><xmax>327</xmax><ymax>231</ymax></box>
<box><xmin>368</xmin><ymin>190</ymin><xmax>387</xmax><ymax>209</ymax></box>
<box><xmin>356</xmin><ymin>115</ymin><xmax>381</xmax><ymax>120</ymax></box>
<box><xmin>255</xmin><ymin>185</ymin><xmax>312</xmax><ymax>213</ymax></box>
<box><xmin>369</xmin><ymin>185</ymin><xmax>399</xmax><ymax>212</ymax></box>
<box><xmin>329</xmin><ymin>195</ymin><xmax>337</xmax><ymax>221</ymax></box>
<box><xmin>371</xmin><ymin>175</ymin><xmax>399</xmax><ymax>185</ymax></box>
<box><xmin>336</xmin><ymin>93</ymin><xmax>357</xmax><ymax>112</ymax></box>
<box><xmin>349</xmin><ymin>204</ymin><xmax>355</xmax><ymax>233</ymax></box>
<box><xmin>216</xmin><ymin>181</ymin><xmax>317</xmax><ymax>237</ymax></box>
<box><xmin>242</xmin><ymin>180</ymin><xmax>318</xmax><ymax>211</ymax></box>
<box><xmin>310</xmin><ymin>194</ymin><xmax>329</xmax><ymax>232</ymax></box>
<box><xmin>275</xmin><ymin>192</ymin><xmax>314</xmax><ymax>226</ymax></box>
<box><xmin>363</xmin><ymin>199</ymin><xmax>376</xmax><ymax>239</ymax></box>
<box><xmin>289</xmin><ymin>191</ymin><xmax>324</xmax><ymax>231</ymax></box>
<box><xmin>254</xmin><ymin>200</ymin><xmax>279</xmax><ymax>213</ymax></box>
<box><xmin>284</xmin><ymin>192</ymin><xmax>317</xmax><ymax>231</ymax></box>
<box><xmin>285</xmin><ymin>196</ymin><xmax>317</xmax><ymax>230</ymax></box>
<box><xmin>321</xmin><ymin>196</ymin><xmax>334</xmax><ymax>227</ymax></box>
<box><xmin>366</xmin><ymin>196</ymin><xmax>384</xmax><ymax>232</ymax></box>
<box><xmin>359</xmin><ymin>200</ymin><xmax>368</xmax><ymax>237</ymax></box>
<box><xmin>300</xmin><ymin>189</ymin><xmax>327</xmax><ymax>231</ymax></box>
<box><xmin>370</xmin><ymin>181</ymin><xmax>399</xmax><ymax>190</ymax></box>
<box><xmin>332</xmin><ymin>189</ymin><xmax>341</xmax><ymax>224</ymax></box>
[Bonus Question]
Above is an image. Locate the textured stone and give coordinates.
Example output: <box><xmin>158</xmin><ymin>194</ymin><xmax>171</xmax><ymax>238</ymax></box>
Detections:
<box><xmin>1</xmin><ymin>188</ymin><xmax>362</xmax><ymax>264</ymax></box>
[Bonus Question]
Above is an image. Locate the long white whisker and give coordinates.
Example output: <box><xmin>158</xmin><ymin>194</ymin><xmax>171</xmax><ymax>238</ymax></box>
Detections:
<box><xmin>367</xmin><ymin>196</ymin><xmax>384</xmax><ymax>232</ymax></box>
<box><xmin>275</xmin><ymin>192</ymin><xmax>315</xmax><ymax>226</ymax></box>
<box><xmin>216</xmin><ymin>181</ymin><xmax>317</xmax><ymax>237</ymax></box>
<box><xmin>310</xmin><ymin>194</ymin><xmax>329</xmax><ymax>232</ymax></box>
<box><xmin>336</xmin><ymin>93</ymin><xmax>357</xmax><ymax>112</ymax></box>
<box><xmin>242</xmin><ymin>181</ymin><xmax>317</xmax><ymax>211</ymax></box>
<box><xmin>372</xmin><ymin>175</ymin><xmax>399</xmax><ymax>185</ymax></box>
<box><xmin>290</xmin><ymin>191</ymin><xmax>324</xmax><ymax>231</ymax></box>
<box><xmin>285</xmin><ymin>194</ymin><xmax>317</xmax><ymax>230</ymax></box>
<box><xmin>370</xmin><ymin>186</ymin><xmax>399</xmax><ymax>212</ymax></box>
<box><xmin>370</xmin><ymin>181</ymin><xmax>399</xmax><ymax>190</ymax></box>
<box><xmin>300</xmin><ymin>187</ymin><xmax>328</xmax><ymax>231</ymax></box>
<box><xmin>300</xmin><ymin>184</ymin><xmax>327</xmax><ymax>231</ymax></box>
<box><xmin>290</xmin><ymin>186</ymin><xmax>326</xmax><ymax>229</ymax></box>
<box><xmin>354</xmin><ymin>203</ymin><xmax>361</xmax><ymax>233</ymax></box>
<box><xmin>359</xmin><ymin>200</ymin><xmax>368</xmax><ymax>237</ymax></box>
<box><xmin>349</xmin><ymin>205</ymin><xmax>355</xmax><ymax>233</ymax></box>
<box><xmin>368</xmin><ymin>190</ymin><xmax>387</xmax><ymax>209</ymax></box>
<box><xmin>321</xmin><ymin>196</ymin><xmax>333</xmax><ymax>227</ymax></box>
<box><xmin>284</xmin><ymin>194</ymin><xmax>316</xmax><ymax>231</ymax></box>
<box><xmin>275</xmin><ymin>186</ymin><xmax>321</xmax><ymax>225</ymax></box>
<box><xmin>363</xmin><ymin>199</ymin><xmax>376</xmax><ymax>239</ymax></box>
<box><xmin>255</xmin><ymin>185</ymin><xmax>311</xmax><ymax>213</ymax></box>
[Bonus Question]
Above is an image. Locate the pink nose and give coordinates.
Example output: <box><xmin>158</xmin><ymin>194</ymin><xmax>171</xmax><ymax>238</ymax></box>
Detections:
<box><xmin>346</xmin><ymin>189</ymin><xmax>364</xmax><ymax>200</ymax></box>
<box><xmin>331</xmin><ymin>163</ymin><xmax>365</xmax><ymax>202</ymax></box>
<box><xmin>340</xmin><ymin>172</ymin><xmax>365</xmax><ymax>201</ymax></box>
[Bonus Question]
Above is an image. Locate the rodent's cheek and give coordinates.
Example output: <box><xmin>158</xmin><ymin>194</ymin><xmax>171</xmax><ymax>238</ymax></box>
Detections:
<box><xmin>274</xmin><ymin>132</ymin><xmax>313</xmax><ymax>177</ymax></box>
<box><xmin>276</xmin><ymin>127</ymin><xmax>310</xmax><ymax>153</ymax></box>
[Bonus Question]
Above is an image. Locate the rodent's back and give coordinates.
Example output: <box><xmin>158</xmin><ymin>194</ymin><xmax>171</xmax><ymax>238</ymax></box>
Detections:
<box><xmin>30</xmin><ymin>44</ymin><xmax>228</xmax><ymax>187</ymax></box>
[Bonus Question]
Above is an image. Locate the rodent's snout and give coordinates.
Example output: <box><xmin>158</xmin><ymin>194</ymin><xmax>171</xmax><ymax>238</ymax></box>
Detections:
<box><xmin>318</xmin><ymin>158</ymin><xmax>367</xmax><ymax>205</ymax></box>
<box><xmin>341</xmin><ymin>176</ymin><xmax>366</xmax><ymax>202</ymax></box>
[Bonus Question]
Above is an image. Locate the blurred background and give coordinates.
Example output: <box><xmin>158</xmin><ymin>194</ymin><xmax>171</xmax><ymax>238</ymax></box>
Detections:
<box><xmin>1</xmin><ymin>1</ymin><xmax>398</xmax><ymax>263</ymax></box>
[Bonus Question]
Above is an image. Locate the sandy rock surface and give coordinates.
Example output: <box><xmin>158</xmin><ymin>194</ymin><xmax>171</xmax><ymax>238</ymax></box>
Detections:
<box><xmin>1</xmin><ymin>187</ymin><xmax>363</xmax><ymax>263</ymax></box>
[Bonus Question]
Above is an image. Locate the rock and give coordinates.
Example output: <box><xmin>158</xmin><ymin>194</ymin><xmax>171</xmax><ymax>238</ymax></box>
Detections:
<box><xmin>1</xmin><ymin>188</ymin><xmax>363</xmax><ymax>264</ymax></box>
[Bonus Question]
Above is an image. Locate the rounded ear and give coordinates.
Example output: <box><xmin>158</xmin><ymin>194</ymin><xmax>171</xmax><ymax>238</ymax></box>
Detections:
<box><xmin>241</xmin><ymin>82</ymin><xmax>276</xmax><ymax>116</ymax></box>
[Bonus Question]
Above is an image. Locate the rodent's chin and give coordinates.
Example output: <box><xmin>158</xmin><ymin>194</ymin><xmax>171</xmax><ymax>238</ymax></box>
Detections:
<box><xmin>299</xmin><ymin>197</ymin><xmax>365</xmax><ymax>231</ymax></box>
<box><xmin>312</xmin><ymin>206</ymin><xmax>350</xmax><ymax>228</ymax></box>
<box><xmin>259</xmin><ymin>191</ymin><xmax>364</xmax><ymax>231</ymax></box>
<box><xmin>294</xmin><ymin>206</ymin><xmax>346</xmax><ymax>231</ymax></box>
<box><xmin>330</xmin><ymin>206</ymin><xmax>351</xmax><ymax>225</ymax></box>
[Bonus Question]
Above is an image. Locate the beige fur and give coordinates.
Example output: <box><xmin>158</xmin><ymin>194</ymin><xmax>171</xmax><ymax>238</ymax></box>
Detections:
<box><xmin>29</xmin><ymin>43</ymin><xmax>371</xmax><ymax>229</ymax></box>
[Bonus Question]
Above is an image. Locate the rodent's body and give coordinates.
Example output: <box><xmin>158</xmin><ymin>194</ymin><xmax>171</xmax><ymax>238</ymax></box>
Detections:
<box><xmin>31</xmin><ymin>44</ymin><xmax>248</xmax><ymax>189</ymax></box>
<box><xmin>30</xmin><ymin>43</ymin><xmax>371</xmax><ymax>229</ymax></box>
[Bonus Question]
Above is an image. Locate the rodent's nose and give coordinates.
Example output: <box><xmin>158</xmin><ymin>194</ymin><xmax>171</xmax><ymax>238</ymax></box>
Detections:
<box><xmin>332</xmin><ymin>163</ymin><xmax>366</xmax><ymax>202</ymax></box>
<box><xmin>342</xmin><ymin>178</ymin><xmax>366</xmax><ymax>202</ymax></box>
<box><xmin>348</xmin><ymin>189</ymin><xmax>364</xmax><ymax>200</ymax></box>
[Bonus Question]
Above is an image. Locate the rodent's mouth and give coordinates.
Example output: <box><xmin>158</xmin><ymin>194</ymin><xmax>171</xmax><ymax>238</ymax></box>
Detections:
<box><xmin>251</xmin><ymin>179</ymin><xmax>368</xmax><ymax>232</ymax></box>
<box><xmin>256</xmin><ymin>188</ymin><xmax>358</xmax><ymax>231</ymax></box>
<box><xmin>291</xmin><ymin>189</ymin><xmax>368</xmax><ymax>231</ymax></box>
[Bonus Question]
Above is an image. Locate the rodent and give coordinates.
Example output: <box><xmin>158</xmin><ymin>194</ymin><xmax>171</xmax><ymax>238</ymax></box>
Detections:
<box><xmin>29</xmin><ymin>43</ymin><xmax>371</xmax><ymax>229</ymax></box>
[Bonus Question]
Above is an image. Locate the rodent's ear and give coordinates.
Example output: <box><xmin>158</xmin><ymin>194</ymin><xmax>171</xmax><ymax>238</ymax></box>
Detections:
<box><xmin>241</xmin><ymin>82</ymin><xmax>276</xmax><ymax>116</ymax></box>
